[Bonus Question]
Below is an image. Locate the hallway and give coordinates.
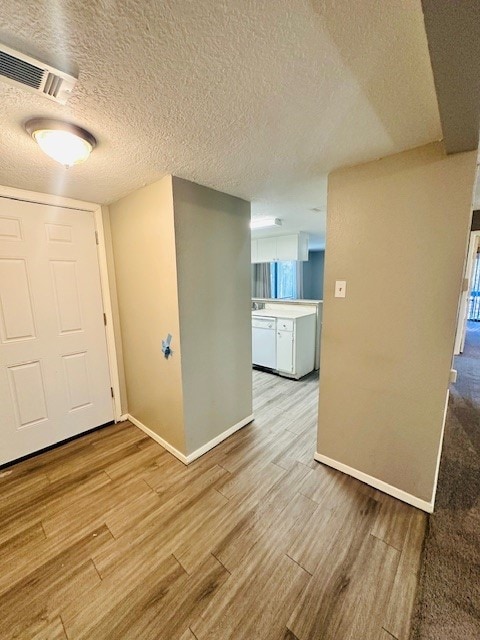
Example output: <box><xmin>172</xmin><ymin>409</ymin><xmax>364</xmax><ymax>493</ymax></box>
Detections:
<box><xmin>411</xmin><ymin>322</ymin><xmax>480</xmax><ymax>639</ymax></box>
<box><xmin>0</xmin><ymin>370</ymin><xmax>426</xmax><ymax>639</ymax></box>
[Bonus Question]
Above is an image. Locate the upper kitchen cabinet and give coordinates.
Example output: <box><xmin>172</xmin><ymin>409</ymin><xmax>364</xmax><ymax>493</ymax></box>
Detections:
<box><xmin>251</xmin><ymin>233</ymin><xmax>309</xmax><ymax>263</ymax></box>
<box><xmin>256</xmin><ymin>237</ymin><xmax>277</xmax><ymax>263</ymax></box>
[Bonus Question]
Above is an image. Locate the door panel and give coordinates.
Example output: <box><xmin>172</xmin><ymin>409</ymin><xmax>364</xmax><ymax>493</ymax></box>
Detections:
<box><xmin>0</xmin><ymin>197</ymin><xmax>113</xmax><ymax>465</ymax></box>
<box><xmin>8</xmin><ymin>360</ymin><xmax>48</xmax><ymax>428</ymax></box>
<box><xmin>0</xmin><ymin>216</ymin><xmax>23</xmax><ymax>241</ymax></box>
<box><xmin>50</xmin><ymin>260</ymin><xmax>83</xmax><ymax>333</ymax></box>
<box><xmin>0</xmin><ymin>258</ymin><xmax>37</xmax><ymax>342</ymax></box>
<box><xmin>276</xmin><ymin>329</ymin><xmax>294</xmax><ymax>373</ymax></box>
<box><xmin>63</xmin><ymin>351</ymin><xmax>92</xmax><ymax>411</ymax></box>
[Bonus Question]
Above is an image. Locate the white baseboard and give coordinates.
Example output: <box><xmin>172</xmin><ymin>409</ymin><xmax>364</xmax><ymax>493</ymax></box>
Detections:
<box><xmin>118</xmin><ymin>414</ymin><xmax>129</xmax><ymax>422</ymax></box>
<box><xmin>127</xmin><ymin>414</ymin><xmax>189</xmax><ymax>464</ymax></box>
<box><xmin>314</xmin><ymin>452</ymin><xmax>434</xmax><ymax>513</ymax></box>
<box><xmin>185</xmin><ymin>414</ymin><xmax>254</xmax><ymax>463</ymax></box>
<box><xmin>127</xmin><ymin>413</ymin><xmax>254</xmax><ymax>466</ymax></box>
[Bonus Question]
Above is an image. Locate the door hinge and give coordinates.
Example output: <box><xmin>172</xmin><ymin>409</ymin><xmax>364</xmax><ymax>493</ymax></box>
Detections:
<box><xmin>103</xmin><ymin>312</ymin><xmax>107</xmax><ymax>326</ymax></box>
<box><xmin>95</xmin><ymin>230</ymin><xmax>99</xmax><ymax>245</ymax></box>
<box><xmin>110</xmin><ymin>387</ymin><xmax>114</xmax><ymax>398</ymax></box>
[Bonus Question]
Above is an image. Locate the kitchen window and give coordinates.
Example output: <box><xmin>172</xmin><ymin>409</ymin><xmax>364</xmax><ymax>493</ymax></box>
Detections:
<box><xmin>270</xmin><ymin>261</ymin><xmax>297</xmax><ymax>299</ymax></box>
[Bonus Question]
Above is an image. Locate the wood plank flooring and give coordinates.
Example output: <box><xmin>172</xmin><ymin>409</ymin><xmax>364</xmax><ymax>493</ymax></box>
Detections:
<box><xmin>0</xmin><ymin>369</ymin><xmax>426</xmax><ymax>639</ymax></box>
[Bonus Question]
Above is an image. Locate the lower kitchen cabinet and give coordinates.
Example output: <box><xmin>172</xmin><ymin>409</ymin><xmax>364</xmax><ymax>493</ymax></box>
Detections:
<box><xmin>252</xmin><ymin>311</ymin><xmax>317</xmax><ymax>379</ymax></box>
<box><xmin>275</xmin><ymin>314</ymin><xmax>316</xmax><ymax>379</ymax></box>
<box><xmin>276</xmin><ymin>329</ymin><xmax>294</xmax><ymax>374</ymax></box>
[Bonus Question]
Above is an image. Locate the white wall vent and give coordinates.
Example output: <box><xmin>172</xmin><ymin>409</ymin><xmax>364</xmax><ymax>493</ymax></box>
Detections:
<box><xmin>0</xmin><ymin>42</ymin><xmax>77</xmax><ymax>104</ymax></box>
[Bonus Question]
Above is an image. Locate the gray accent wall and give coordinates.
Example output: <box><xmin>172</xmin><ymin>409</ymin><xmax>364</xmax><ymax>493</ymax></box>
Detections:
<box><xmin>421</xmin><ymin>0</ymin><xmax>480</xmax><ymax>154</ymax></box>
<box><xmin>303</xmin><ymin>251</ymin><xmax>325</xmax><ymax>300</ymax></box>
<box><xmin>172</xmin><ymin>177</ymin><xmax>253</xmax><ymax>455</ymax></box>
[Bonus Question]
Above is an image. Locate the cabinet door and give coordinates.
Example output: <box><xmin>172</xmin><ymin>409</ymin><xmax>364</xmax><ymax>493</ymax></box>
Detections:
<box><xmin>257</xmin><ymin>237</ymin><xmax>277</xmax><ymax>262</ymax></box>
<box><xmin>251</xmin><ymin>239</ymin><xmax>258</xmax><ymax>263</ymax></box>
<box><xmin>297</xmin><ymin>232</ymin><xmax>309</xmax><ymax>261</ymax></box>
<box><xmin>276</xmin><ymin>329</ymin><xmax>294</xmax><ymax>373</ymax></box>
<box><xmin>276</xmin><ymin>235</ymin><xmax>297</xmax><ymax>261</ymax></box>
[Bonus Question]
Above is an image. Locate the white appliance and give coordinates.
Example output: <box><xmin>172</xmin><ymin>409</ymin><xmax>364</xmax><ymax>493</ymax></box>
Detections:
<box><xmin>252</xmin><ymin>316</ymin><xmax>276</xmax><ymax>368</ymax></box>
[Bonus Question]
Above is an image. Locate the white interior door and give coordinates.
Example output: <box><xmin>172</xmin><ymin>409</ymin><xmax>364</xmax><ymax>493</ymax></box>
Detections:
<box><xmin>454</xmin><ymin>231</ymin><xmax>480</xmax><ymax>354</ymax></box>
<box><xmin>0</xmin><ymin>197</ymin><xmax>114</xmax><ymax>465</ymax></box>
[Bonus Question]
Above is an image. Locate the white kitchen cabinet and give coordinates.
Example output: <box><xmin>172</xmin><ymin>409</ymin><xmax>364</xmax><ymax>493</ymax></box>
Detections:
<box><xmin>256</xmin><ymin>237</ymin><xmax>277</xmax><ymax>263</ymax></box>
<box><xmin>252</xmin><ymin>311</ymin><xmax>316</xmax><ymax>379</ymax></box>
<box><xmin>251</xmin><ymin>239</ymin><xmax>258</xmax><ymax>263</ymax></box>
<box><xmin>275</xmin><ymin>313</ymin><xmax>316</xmax><ymax>378</ymax></box>
<box><xmin>276</xmin><ymin>329</ymin><xmax>294</xmax><ymax>374</ymax></box>
<box><xmin>251</xmin><ymin>233</ymin><xmax>309</xmax><ymax>263</ymax></box>
<box><xmin>275</xmin><ymin>235</ymin><xmax>298</xmax><ymax>261</ymax></box>
<box><xmin>298</xmin><ymin>233</ymin><xmax>309</xmax><ymax>261</ymax></box>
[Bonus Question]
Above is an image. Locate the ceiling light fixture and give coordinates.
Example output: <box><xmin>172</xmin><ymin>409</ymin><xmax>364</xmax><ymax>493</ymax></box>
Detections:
<box><xmin>250</xmin><ymin>217</ymin><xmax>282</xmax><ymax>230</ymax></box>
<box><xmin>25</xmin><ymin>118</ymin><xmax>96</xmax><ymax>168</ymax></box>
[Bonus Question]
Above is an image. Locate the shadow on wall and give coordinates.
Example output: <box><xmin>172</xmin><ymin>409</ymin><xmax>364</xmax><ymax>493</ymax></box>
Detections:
<box><xmin>471</xmin><ymin>210</ymin><xmax>480</xmax><ymax>231</ymax></box>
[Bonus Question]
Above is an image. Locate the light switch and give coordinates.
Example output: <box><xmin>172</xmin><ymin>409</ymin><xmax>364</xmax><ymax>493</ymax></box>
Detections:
<box><xmin>335</xmin><ymin>280</ymin><xmax>347</xmax><ymax>298</ymax></box>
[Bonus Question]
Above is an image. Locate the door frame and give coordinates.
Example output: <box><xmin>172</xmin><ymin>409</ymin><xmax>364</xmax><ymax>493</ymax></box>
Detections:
<box><xmin>0</xmin><ymin>184</ymin><xmax>124</xmax><ymax>422</ymax></box>
<box><xmin>454</xmin><ymin>229</ymin><xmax>480</xmax><ymax>354</ymax></box>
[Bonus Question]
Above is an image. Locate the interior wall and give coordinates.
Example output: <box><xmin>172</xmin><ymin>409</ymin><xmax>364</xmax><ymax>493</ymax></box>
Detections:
<box><xmin>172</xmin><ymin>177</ymin><xmax>253</xmax><ymax>455</ymax></box>
<box><xmin>303</xmin><ymin>250</ymin><xmax>325</xmax><ymax>300</ymax></box>
<box><xmin>100</xmin><ymin>205</ymin><xmax>128</xmax><ymax>416</ymax></box>
<box><xmin>108</xmin><ymin>176</ymin><xmax>186</xmax><ymax>452</ymax></box>
<box><xmin>317</xmin><ymin>142</ymin><xmax>477</xmax><ymax>504</ymax></box>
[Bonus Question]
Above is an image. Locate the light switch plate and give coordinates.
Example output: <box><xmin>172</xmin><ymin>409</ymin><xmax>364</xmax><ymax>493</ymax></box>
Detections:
<box><xmin>335</xmin><ymin>280</ymin><xmax>347</xmax><ymax>298</ymax></box>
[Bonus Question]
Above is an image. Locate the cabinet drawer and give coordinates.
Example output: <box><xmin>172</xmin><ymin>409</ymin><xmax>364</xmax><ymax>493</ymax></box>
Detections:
<box><xmin>277</xmin><ymin>318</ymin><xmax>294</xmax><ymax>332</ymax></box>
<box><xmin>252</xmin><ymin>316</ymin><xmax>276</xmax><ymax>329</ymax></box>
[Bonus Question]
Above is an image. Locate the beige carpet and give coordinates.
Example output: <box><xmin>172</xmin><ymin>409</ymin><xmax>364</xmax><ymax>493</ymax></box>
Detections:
<box><xmin>411</xmin><ymin>322</ymin><xmax>480</xmax><ymax>639</ymax></box>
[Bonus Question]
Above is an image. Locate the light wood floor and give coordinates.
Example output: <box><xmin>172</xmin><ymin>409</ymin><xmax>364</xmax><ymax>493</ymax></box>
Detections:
<box><xmin>0</xmin><ymin>369</ymin><xmax>426</xmax><ymax>640</ymax></box>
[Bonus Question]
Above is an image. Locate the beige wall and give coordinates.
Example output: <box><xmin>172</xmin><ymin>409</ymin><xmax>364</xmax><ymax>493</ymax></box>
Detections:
<box><xmin>318</xmin><ymin>142</ymin><xmax>477</xmax><ymax>503</ymax></box>
<box><xmin>172</xmin><ymin>177</ymin><xmax>252</xmax><ymax>454</ymax></box>
<box><xmin>108</xmin><ymin>176</ymin><xmax>186</xmax><ymax>452</ymax></box>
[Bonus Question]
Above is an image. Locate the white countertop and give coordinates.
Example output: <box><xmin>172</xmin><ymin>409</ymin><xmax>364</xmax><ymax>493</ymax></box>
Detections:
<box><xmin>252</xmin><ymin>308</ymin><xmax>316</xmax><ymax>319</ymax></box>
<box><xmin>252</xmin><ymin>298</ymin><xmax>322</xmax><ymax>304</ymax></box>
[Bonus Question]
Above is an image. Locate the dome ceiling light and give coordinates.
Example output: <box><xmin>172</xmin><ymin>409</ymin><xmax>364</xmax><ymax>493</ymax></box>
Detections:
<box><xmin>250</xmin><ymin>217</ymin><xmax>282</xmax><ymax>230</ymax></box>
<box><xmin>25</xmin><ymin>118</ymin><xmax>96</xmax><ymax>168</ymax></box>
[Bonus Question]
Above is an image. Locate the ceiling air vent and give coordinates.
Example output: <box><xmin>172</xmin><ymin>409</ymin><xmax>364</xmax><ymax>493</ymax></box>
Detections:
<box><xmin>0</xmin><ymin>43</ymin><xmax>77</xmax><ymax>104</ymax></box>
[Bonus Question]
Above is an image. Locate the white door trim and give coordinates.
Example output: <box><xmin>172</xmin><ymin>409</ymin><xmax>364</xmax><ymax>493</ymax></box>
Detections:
<box><xmin>0</xmin><ymin>184</ymin><xmax>123</xmax><ymax>422</ymax></box>
<box><xmin>454</xmin><ymin>229</ymin><xmax>480</xmax><ymax>354</ymax></box>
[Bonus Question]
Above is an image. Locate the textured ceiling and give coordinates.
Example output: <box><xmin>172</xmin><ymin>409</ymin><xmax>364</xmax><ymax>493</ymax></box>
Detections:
<box><xmin>0</xmin><ymin>0</ymin><xmax>441</xmax><ymax>240</ymax></box>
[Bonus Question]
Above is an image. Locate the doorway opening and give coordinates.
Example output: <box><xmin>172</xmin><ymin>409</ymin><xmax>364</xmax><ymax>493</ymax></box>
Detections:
<box><xmin>467</xmin><ymin>247</ymin><xmax>480</xmax><ymax>322</ymax></box>
<box><xmin>250</xmin><ymin>235</ymin><xmax>326</xmax><ymax>467</ymax></box>
<box><xmin>455</xmin><ymin>230</ymin><xmax>480</xmax><ymax>355</ymax></box>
